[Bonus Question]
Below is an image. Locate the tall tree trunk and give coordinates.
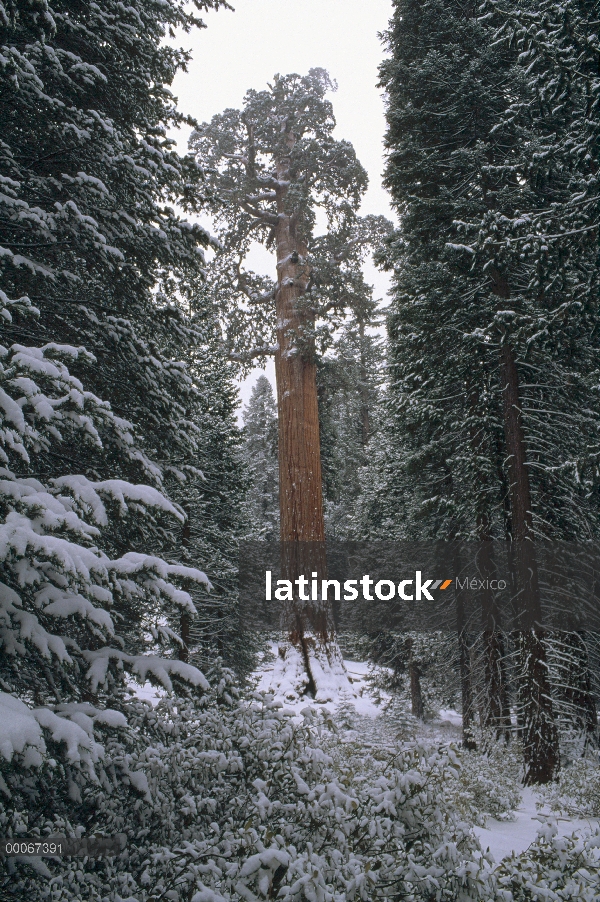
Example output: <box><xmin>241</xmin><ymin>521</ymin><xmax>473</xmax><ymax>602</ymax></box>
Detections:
<box><xmin>272</xmin><ymin>149</ymin><xmax>340</xmax><ymax>696</ymax></box>
<box><xmin>274</xmin><ymin>141</ymin><xmax>325</xmax><ymax>549</ymax></box>
<box><xmin>467</xmin><ymin>380</ymin><xmax>511</xmax><ymax>739</ymax></box>
<box><xmin>179</xmin><ymin>513</ymin><xmax>191</xmax><ymax>663</ymax></box>
<box><xmin>478</xmin><ymin>539</ymin><xmax>511</xmax><ymax>740</ymax></box>
<box><xmin>499</xmin><ymin>341</ymin><xmax>559</xmax><ymax>783</ymax></box>
<box><xmin>274</xmin><ymin>227</ymin><xmax>325</xmax><ymax>547</ymax></box>
<box><xmin>358</xmin><ymin>319</ymin><xmax>370</xmax><ymax>448</ymax></box>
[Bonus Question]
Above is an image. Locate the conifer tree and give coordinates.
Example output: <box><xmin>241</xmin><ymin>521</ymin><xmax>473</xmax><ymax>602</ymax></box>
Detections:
<box><xmin>0</xmin><ymin>0</ymin><xmax>253</xmax><ymax>670</ymax></box>
<box><xmin>190</xmin><ymin>70</ymin><xmax>389</xmax><ymax>694</ymax></box>
<box><xmin>0</xmin><ymin>0</ymin><xmax>225</xmax><ymax>495</ymax></box>
<box><xmin>242</xmin><ymin>375</ymin><xmax>280</xmax><ymax>540</ymax></box>
<box><xmin>0</xmin><ymin>0</ymin><xmax>255</xmax><ymax>843</ymax></box>
<box><xmin>373</xmin><ymin>0</ymin><xmax>600</xmax><ymax>781</ymax></box>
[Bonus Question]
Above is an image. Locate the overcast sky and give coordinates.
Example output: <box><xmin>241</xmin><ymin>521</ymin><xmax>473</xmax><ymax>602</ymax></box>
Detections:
<box><xmin>169</xmin><ymin>0</ymin><xmax>395</xmax><ymax>416</ymax></box>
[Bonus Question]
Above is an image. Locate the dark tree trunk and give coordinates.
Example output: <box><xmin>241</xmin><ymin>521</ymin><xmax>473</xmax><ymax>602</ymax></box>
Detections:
<box><xmin>405</xmin><ymin>638</ymin><xmax>424</xmax><ymax>719</ymax></box>
<box><xmin>477</xmin><ymin>540</ymin><xmax>511</xmax><ymax>739</ymax></box>
<box><xmin>179</xmin><ymin>514</ymin><xmax>191</xmax><ymax>663</ymax></box>
<box><xmin>456</xmin><ymin>572</ymin><xmax>476</xmax><ymax>749</ymax></box>
<box><xmin>499</xmin><ymin>342</ymin><xmax>559</xmax><ymax>783</ymax></box>
<box><xmin>482</xmin><ymin>629</ymin><xmax>511</xmax><ymax>738</ymax></box>
<box><xmin>467</xmin><ymin>370</ymin><xmax>511</xmax><ymax>739</ymax></box>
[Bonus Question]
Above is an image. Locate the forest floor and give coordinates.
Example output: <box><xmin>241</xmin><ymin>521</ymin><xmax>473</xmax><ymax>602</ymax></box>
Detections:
<box><xmin>254</xmin><ymin>647</ymin><xmax>600</xmax><ymax>864</ymax></box>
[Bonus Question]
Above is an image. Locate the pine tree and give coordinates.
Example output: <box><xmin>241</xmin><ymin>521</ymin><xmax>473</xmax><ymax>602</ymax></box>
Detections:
<box><xmin>318</xmin><ymin>316</ymin><xmax>384</xmax><ymax>537</ymax></box>
<box><xmin>372</xmin><ymin>0</ymin><xmax>600</xmax><ymax>781</ymax></box>
<box><xmin>0</xmin><ymin>0</ymin><xmax>223</xmax><ymax>497</ymax></box>
<box><xmin>0</xmin><ymin>0</ymin><xmax>256</xmax><ymax>667</ymax></box>
<box><xmin>242</xmin><ymin>375</ymin><xmax>279</xmax><ymax>540</ymax></box>
<box><xmin>0</xmin><ymin>291</ymin><xmax>214</xmax><ymax>839</ymax></box>
<box><xmin>0</xmin><ymin>0</ymin><xmax>258</xmax><ymax>859</ymax></box>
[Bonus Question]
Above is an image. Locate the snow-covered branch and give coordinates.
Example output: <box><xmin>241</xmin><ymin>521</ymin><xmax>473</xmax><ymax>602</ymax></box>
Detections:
<box><xmin>228</xmin><ymin>344</ymin><xmax>278</xmax><ymax>362</ymax></box>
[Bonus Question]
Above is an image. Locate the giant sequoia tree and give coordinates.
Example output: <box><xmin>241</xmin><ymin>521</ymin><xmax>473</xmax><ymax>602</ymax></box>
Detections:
<box><xmin>190</xmin><ymin>69</ymin><xmax>385</xmax><ymax>543</ymax></box>
<box><xmin>190</xmin><ymin>70</ymin><xmax>389</xmax><ymax>694</ymax></box>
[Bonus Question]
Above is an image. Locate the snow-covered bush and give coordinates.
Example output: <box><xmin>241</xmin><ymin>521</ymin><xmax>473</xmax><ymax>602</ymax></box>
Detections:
<box><xmin>495</xmin><ymin>822</ymin><xmax>600</xmax><ymax>902</ymax></box>
<box><xmin>5</xmin><ymin>677</ymin><xmax>501</xmax><ymax>901</ymax></box>
<box><xmin>536</xmin><ymin>754</ymin><xmax>600</xmax><ymax>819</ymax></box>
<box><xmin>447</xmin><ymin>738</ymin><xmax>523</xmax><ymax>826</ymax></box>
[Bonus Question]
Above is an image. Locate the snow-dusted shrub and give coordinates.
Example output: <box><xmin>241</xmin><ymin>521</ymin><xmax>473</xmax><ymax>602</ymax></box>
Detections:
<box><xmin>447</xmin><ymin>738</ymin><xmax>523</xmax><ymax>825</ymax></box>
<box><xmin>537</xmin><ymin>754</ymin><xmax>600</xmax><ymax>818</ymax></box>
<box><xmin>5</xmin><ymin>676</ymin><xmax>501</xmax><ymax>901</ymax></box>
<box><xmin>495</xmin><ymin>822</ymin><xmax>600</xmax><ymax>902</ymax></box>
<box><xmin>378</xmin><ymin>695</ymin><xmax>421</xmax><ymax>740</ymax></box>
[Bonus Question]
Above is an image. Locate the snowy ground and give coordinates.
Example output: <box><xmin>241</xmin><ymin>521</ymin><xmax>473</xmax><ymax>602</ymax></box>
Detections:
<box><xmin>253</xmin><ymin>646</ymin><xmax>599</xmax><ymax>862</ymax></box>
<box><xmin>254</xmin><ymin>645</ymin><xmax>385</xmax><ymax>717</ymax></box>
<box><xmin>130</xmin><ymin>648</ymin><xmax>598</xmax><ymax>864</ymax></box>
<box><xmin>474</xmin><ymin>787</ymin><xmax>599</xmax><ymax>862</ymax></box>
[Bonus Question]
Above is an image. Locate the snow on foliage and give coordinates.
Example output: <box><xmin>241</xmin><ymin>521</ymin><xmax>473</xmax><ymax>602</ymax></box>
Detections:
<box><xmin>537</xmin><ymin>754</ymin><xmax>600</xmax><ymax>819</ymax></box>
<box><xmin>0</xmin><ymin>287</ymin><xmax>211</xmax><ymax>811</ymax></box>
<box><xmin>2</xmin><ymin>677</ymin><xmax>499</xmax><ymax>901</ymax></box>
<box><xmin>8</xmin><ymin>671</ymin><xmax>599</xmax><ymax>901</ymax></box>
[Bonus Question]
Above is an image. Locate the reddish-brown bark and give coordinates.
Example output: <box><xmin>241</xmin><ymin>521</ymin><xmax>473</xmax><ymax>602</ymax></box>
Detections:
<box><xmin>274</xmin><ymin>222</ymin><xmax>325</xmax><ymax>547</ymax></box>
<box><xmin>271</xmin><ymin>146</ymin><xmax>334</xmax><ymax>693</ymax></box>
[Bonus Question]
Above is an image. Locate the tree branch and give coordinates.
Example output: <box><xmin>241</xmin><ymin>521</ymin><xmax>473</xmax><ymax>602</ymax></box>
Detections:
<box><xmin>241</xmin><ymin>200</ymin><xmax>278</xmax><ymax>224</ymax></box>
<box><xmin>228</xmin><ymin>344</ymin><xmax>278</xmax><ymax>362</ymax></box>
<box><xmin>245</xmin><ymin>192</ymin><xmax>277</xmax><ymax>203</ymax></box>
<box><xmin>241</xmin><ymin>112</ymin><xmax>257</xmax><ymax>179</ymax></box>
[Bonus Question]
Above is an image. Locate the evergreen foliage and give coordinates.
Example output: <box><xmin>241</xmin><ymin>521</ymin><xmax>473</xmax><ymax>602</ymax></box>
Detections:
<box><xmin>362</xmin><ymin>0</ymin><xmax>600</xmax><ymax>542</ymax></box>
<box><xmin>0</xmin><ymin>0</ymin><xmax>255</xmax><ymax>881</ymax></box>
<box><xmin>188</xmin><ymin>68</ymin><xmax>388</xmax><ymax>370</ymax></box>
<box><xmin>317</xmin><ymin>318</ymin><xmax>384</xmax><ymax>538</ymax></box>
<box><xmin>0</xmin><ymin>0</ymin><xmax>249</xmax><ymax>670</ymax></box>
<box><xmin>0</xmin><ymin>0</ymin><xmax>224</xmax><ymax>492</ymax></box>
<box><xmin>357</xmin><ymin>0</ymin><xmax>600</xmax><ymax>778</ymax></box>
<box><xmin>242</xmin><ymin>375</ymin><xmax>279</xmax><ymax>540</ymax></box>
<box><xmin>171</xmin><ymin>308</ymin><xmax>253</xmax><ymax>676</ymax></box>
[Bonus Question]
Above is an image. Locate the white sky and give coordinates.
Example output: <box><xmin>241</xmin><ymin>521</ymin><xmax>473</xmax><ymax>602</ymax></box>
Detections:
<box><xmin>169</xmin><ymin>0</ymin><xmax>395</xmax><ymax>418</ymax></box>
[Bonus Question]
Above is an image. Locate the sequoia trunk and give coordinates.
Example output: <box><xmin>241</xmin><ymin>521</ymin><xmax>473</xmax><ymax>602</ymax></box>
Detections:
<box><xmin>272</xmin><ymin>154</ymin><xmax>333</xmax><ymax>690</ymax></box>
<box><xmin>274</xmin><ymin>224</ymin><xmax>325</xmax><ymax>547</ymax></box>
